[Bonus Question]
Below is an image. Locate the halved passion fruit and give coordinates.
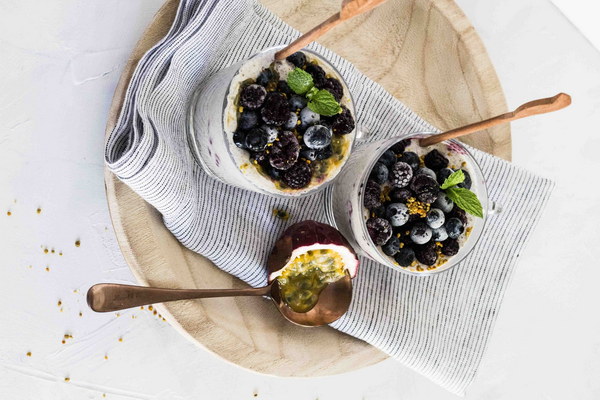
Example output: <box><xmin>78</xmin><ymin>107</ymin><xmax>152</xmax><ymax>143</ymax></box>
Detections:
<box><xmin>267</xmin><ymin>221</ymin><xmax>359</xmax><ymax>313</ymax></box>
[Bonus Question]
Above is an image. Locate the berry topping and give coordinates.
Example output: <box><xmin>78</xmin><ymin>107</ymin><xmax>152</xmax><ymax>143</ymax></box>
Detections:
<box><xmin>416</xmin><ymin>167</ymin><xmax>436</xmax><ymax>181</ymax></box>
<box><xmin>260</xmin><ymin>92</ymin><xmax>289</xmax><ymax>125</ymax></box>
<box><xmin>322</xmin><ymin>77</ymin><xmax>343</xmax><ymax>102</ymax></box>
<box><xmin>256</xmin><ymin>68</ymin><xmax>274</xmax><ymax>86</ymax></box>
<box><xmin>303</xmin><ymin>125</ymin><xmax>332</xmax><ymax>149</ymax></box>
<box><xmin>382</xmin><ymin>236</ymin><xmax>400</xmax><ymax>256</ymax></box>
<box><xmin>245</xmin><ymin>127</ymin><xmax>269</xmax><ymax>152</ymax></box>
<box><xmin>441</xmin><ymin>238</ymin><xmax>460</xmax><ymax>256</ymax></box>
<box><xmin>457</xmin><ymin>169</ymin><xmax>472</xmax><ymax>189</ymax></box>
<box><xmin>364</xmin><ymin>180</ymin><xmax>382</xmax><ymax>209</ymax></box>
<box><xmin>426</xmin><ymin>208</ymin><xmax>445</xmax><ymax>229</ymax></box>
<box><xmin>399</xmin><ymin>151</ymin><xmax>419</xmax><ymax>170</ymax></box>
<box><xmin>233</xmin><ymin>130</ymin><xmax>247</xmax><ymax>149</ymax></box>
<box><xmin>286</xmin><ymin>51</ymin><xmax>307</xmax><ymax>68</ymax></box>
<box><xmin>433</xmin><ymin>191</ymin><xmax>454</xmax><ymax>213</ymax></box>
<box><xmin>378</xmin><ymin>149</ymin><xmax>397</xmax><ymax>168</ymax></box>
<box><xmin>315</xmin><ymin>145</ymin><xmax>333</xmax><ymax>160</ymax></box>
<box><xmin>269</xmin><ymin>130</ymin><xmax>300</xmax><ymax>170</ymax></box>
<box><xmin>424</xmin><ymin>149</ymin><xmax>449</xmax><ymax>170</ymax></box>
<box><xmin>281</xmin><ymin>162</ymin><xmax>312</xmax><ymax>189</ymax></box>
<box><xmin>289</xmin><ymin>95</ymin><xmax>307</xmax><ymax>111</ymax></box>
<box><xmin>239</xmin><ymin>84</ymin><xmax>267</xmax><ymax>109</ymax></box>
<box><xmin>390</xmin><ymin>139</ymin><xmax>411</xmax><ymax>154</ymax></box>
<box><xmin>369</xmin><ymin>162</ymin><xmax>389</xmax><ymax>185</ymax></box>
<box><xmin>395</xmin><ymin>247</ymin><xmax>416</xmax><ymax>267</ymax></box>
<box><xmin>445</xmin><ymin>217</ymin><xmax>464</xmax><ymax>239</ymax></box>
<box><xmin>284</xmin><ymin>112</ymin><xmax>299</xmax><ymax>130</ymax></box>
<box><xmin>410</xmin><ymin>222</ymin><xmax>432</xmax><ymax>245</ymax></box>
<box><xmin>415</xmin><ymin>242</ymin><xmax>438</xmax><ymax>266</ymax></box>
<box><xmin>410</xmin><ymin>174</ymin><xmax>440</xmax><ymax>204</ymax></box>
<box><xmin>305</xmin><ymin>63</ymin><xmax>327</xmax><ymax>87</ymax></box>
<box><xmin>385</xmin><ymin>203</ymin><xmax>410</xmax><ymax>227</ymax></box>
<box><xmin>431</xmin><ymin>226</ymin><xmax>448</xmax><ymax>242</ymax></box>
<box><xmin>390</xmin><ymin>187</ymin><xmax>414</xmax><ymax>203</ymax></box>
<box><xmin>261</xmin><ymin>125</ymin><xmax>278</xmax><ymax>143</ymax></box>
<box><xmin>366</xmin><ymin>217</ymin><xmax>393</xmax><ymax>246</ymax></box>
<box><xmin>329</xmin><ymin>105</ymin><xmax>355</xmax><ymax>135</ymax></box>
<box><xmin>238</xmin><ymin>110</ymin><xmax>259</xmax><ymax>130</ymax></box>
<box><xmin>389</xmin><ymin>162</ymin><xmax>413</xmax><ymax>188</ymax></box>
<box><xmin>300</xmin><ymin>107</ymin><xmax>320</xmax><ymax>129</ymax></box>
<box><xmin>437</xmin><ymin>168</ymin><xmax>454</xmax><ymax>185</ymax></box>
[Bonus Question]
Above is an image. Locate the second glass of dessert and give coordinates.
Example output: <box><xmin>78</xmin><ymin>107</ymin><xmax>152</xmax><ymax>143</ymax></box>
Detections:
<box><xmin>187</xmin><ymin>46</ymin><xmax>357</xmax><ymax>197</ymax></box>
<box><xmin>326</xmin><ymin>134</ymin><xmax>488</xmax><ymax>275</ymax></box>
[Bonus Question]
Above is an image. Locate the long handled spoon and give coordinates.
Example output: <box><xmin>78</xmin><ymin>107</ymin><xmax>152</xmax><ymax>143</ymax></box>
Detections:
<box><xmin>275</xmin><ymin>0</ymin><xmax>388</xmax><ymax>60</ymax></box>
<box><xmin>419</xmin><ymin>93</ymin><xmax>572</xmax><ymax>147</ymax></box>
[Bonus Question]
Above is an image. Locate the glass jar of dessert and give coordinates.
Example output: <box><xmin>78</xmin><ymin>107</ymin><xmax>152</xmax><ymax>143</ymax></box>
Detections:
<box><xmin>325</xmin><ymin>133</ymin><xmax>489</xmax><ymax>275</ymax></box>
<box><xmin>187</xmin><ymin>46</ymin><xmax>357</xmax><ymax>197</ymax></box>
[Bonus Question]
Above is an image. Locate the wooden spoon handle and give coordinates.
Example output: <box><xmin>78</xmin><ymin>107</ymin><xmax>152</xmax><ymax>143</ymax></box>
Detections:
<box><xmin>419</xmin><ymin>93</ymin><xmax>571</xmax><ymax>147</ymax></box>
<box><xmin>87</xmin><ymin>283</ymin><xmax>272</xmax><ymax>312</ymax></box>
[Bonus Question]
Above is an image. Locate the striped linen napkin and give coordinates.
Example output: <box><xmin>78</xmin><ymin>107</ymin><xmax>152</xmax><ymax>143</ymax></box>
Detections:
<box><xmin>105</xmin><ymin>0</ymin><xmax>553</xmax><ymax>394</ymax></box>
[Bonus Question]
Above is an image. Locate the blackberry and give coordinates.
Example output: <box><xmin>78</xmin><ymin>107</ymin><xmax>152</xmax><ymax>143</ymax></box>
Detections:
<box><xmin>382</xmin><ymin>236</ymin><xmax>400</xmax><ymax>257</ymax></box>
<box><xmin>410</xmin><ymin>174</ymin><xmax>440</xmax><ymax>204</ymax></box>
<box><xmin>322</xmin><ymin>77</ymin><xmax>343</xmax><ymax>102</ymax></box>
<box><xmin>410</xmin><ymin>222</ymin><xmax>432</xmax><ymax>245</ymax></box>
<box><xmin>394</xmin><ymin>247</ymin><xmax>416</xmax><ymax>267</ymax></box>
<box><xmin>363</xmin><ymin>180</ymin><xmax>382</xmax><ymax>209</ymax></box>
<box><xmin>282</xmin><ymin>162</ymin><xmax>312</xmax><ymax>189</ymax></box>
<box><xmin>372</xmin><ymin>205</ymin><xmax>386</xmax><ymax>218</ymax></box>
<box><xmin>424</xmin><ymin>149</ymin><xmax>449</xmax><ymax>170</ymax></box>
<box><xmin>305</xmin><ymin>63</ymin><xmax>327</xmax><ymax>88</ymax></box>
<box><xmin>261</xmin><ymin>92</ymin><xmax>290</xmax><ymax>126</ymax></box>
<box><xmin>315</xmin><ymin>145</ymin><xmax>333</xmax><ymax>160</ymax></box>
<box><xmin>390</xmin><ymin>187</ymin><xmax>414</xmax><ymax>203</ymax></box>
<box><xmin>415</xmin><ymin>242</ymin><xmax>438</xmax><ymax>266</ymax></box>
<box><xmin>239</xmin><ymin>84</ymin><xmax>267</xmax><ymax>109</ymax></box>
<box><xmin>369</xmin><ymin>162</ymin><xmax>389</xmax><ymax>185</ymax></box>
<box><xmin>330</xmin><ymin>105</ymin><xmax>355</xmax><ymax>135</ymax></box>
<box><xmin>448</xmin><ymin>207</ymin><xmax>467</xmax><ymax>225</ymax></box>
<box><xmin>378</xmin><ymin>149</ymin><xmax>397</xmax><ymax>168</ymax></box>
<box><xmin>366</xmin><ymin>217</ymin><xmax>393</xmax><ymax>246</ymax></box>
<box><xmin>457</xmin><ymin>169</ymin><xmax>472</xmax><ymax>189</ymax></box>
<box><xmin>256</xmin><ymin>68</ymin><xmax>274</xmax><ymax>86</ymax></box>
<box><xmin>244</xmin><ymin>128</ymin><xmax>269</xmax><ymax>152</ymax></box>
<box><xmin>389</xmin><ymin>162</ymin><xmax>413</xmax><ymax>188</ymax></box>
<box><xmin>445</xmin><ymin>217</ymin><xmax>464</xmax><ymax>239</ymax></box>
<box><xmin>233</xmin><ymin>130</ymin><xmax>247</xmax><ymax>149</ymax></box>
<box><xmin>286</xmin><ymin>51</ymin><xmax>307</xmax><ymax>68</ymax></box>
<box><xmin>289</xmin><ymin>95</ymin><xmax>307</xmax><ymax>111</ymax></box>
<box><xmin>269</xmin><ymin>130</ymin><xmax>300</xmax><ymax>170</ymax></box>
<box><xmin>277</xmin><ymin>80</ymin><xmax>294</xmax><ymax>97</ymax></box>
<box><xmin>437</xmin><ymin>168</ymin><xmax>454</xmax><ymax>185</ymax></box>
<box><xmin>386</xmin><ymin>203</ymin><xmax>410</xmax><ymax>227</ymax></box>
<box><xmin>390</xmin><ymin>139</ymin><xmax>411</xmax><ymax>154</ymax></box>
<box><xmin>399</xmin><ymin>151</ymin><xmax>419</xmax><ymax>170</ymax></box>
<box><xmin>238</xmin><ymin>110</ymin><xmax>259</xmax><ymax>130</ymax></box>
<box><xmin>303</xmin><ymin>125</ymin><xmax>332</xmax><ymax>149</ymax></box>
<box><xmin>441</xmin><ymin>238</ymin><xmax>460</xmax><ymax>256</ymax></box>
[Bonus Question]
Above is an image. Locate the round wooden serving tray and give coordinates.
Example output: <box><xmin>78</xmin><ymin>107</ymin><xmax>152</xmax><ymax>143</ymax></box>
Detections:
<box><xmin>105</xmin><ymin>0</ymin><xmax>512</xmax><ymax>376</ymax></box>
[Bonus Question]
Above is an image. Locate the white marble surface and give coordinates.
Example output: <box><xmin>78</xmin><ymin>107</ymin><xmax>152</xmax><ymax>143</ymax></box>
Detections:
<box><xmin>1</xmin><ymin>0</ymin><xmax>599</xmax><ymax>399</ymax></box>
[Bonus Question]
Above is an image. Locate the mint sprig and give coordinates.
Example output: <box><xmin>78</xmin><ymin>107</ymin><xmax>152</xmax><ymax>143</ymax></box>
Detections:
<box><xmin>287</xmin><ymin>67</ymin><xmax>342</xmax><ymax>116</ymax></box>
<box><xmin>440</xmin><ymin>170</ymin><xmax>465</xmax><ymax>190</ymax></box>
<box><xmin>445</xmin><ymin>187</ymin><xmax>483</xmax><ymax>218</ymax></box>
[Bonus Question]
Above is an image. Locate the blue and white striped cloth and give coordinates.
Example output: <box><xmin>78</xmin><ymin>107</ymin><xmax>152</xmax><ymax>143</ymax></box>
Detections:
<box><xmin>105</xmin><ymin>0</ymin><xmax>553</xmax><ymax>394</ymax></box>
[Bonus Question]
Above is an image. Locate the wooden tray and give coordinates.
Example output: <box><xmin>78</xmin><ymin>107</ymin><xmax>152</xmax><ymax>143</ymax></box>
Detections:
<box><xmin>105</xmin><ymin>0</ymin><xmax>512</xmax><ymax>376</ymax></box>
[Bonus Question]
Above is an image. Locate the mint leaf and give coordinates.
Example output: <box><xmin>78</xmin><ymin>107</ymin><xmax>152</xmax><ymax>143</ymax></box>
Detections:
<box><xmin>305</xmin><ymin>86</ymin><xmax>319</xmax><ymax>100</ymax></box>
<box><xmin>308</xmin><ymin>89</ymin><xmax>342</xmax><ymax>116</ymax></box>
<box><xmin>287</xmin><ymin>68</ymin><xmax>313</xmax><ymax>94</ymax></box>
<box><xmin>445</xmin><ymin>187</ymin><xmax>483</xmax><ymax>218</ymax></box>
<box><xmin>440</xmin><ymin>170</ymin><xmax>465</xmax><ymax>190</ymax></box>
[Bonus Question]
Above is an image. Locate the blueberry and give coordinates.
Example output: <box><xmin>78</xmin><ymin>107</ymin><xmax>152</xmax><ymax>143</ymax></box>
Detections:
<box><xmin>239</xmin><ymin>84</ymin><xmax>267</xmax><ymax>109</ymax></box>
<box><xmin>315</xmin><ymin>145</ymin><xmax>333</xmax><ymax>160</ymax></box>
<box><xmin>457</xmin><ymin>169</ymin><xmax>472</xmax><ymax>189</ymax></box>
<box><xmin>390</xmin><ymin>139</ymin><xmax>411</xmax><ymax>154</ymax></box>
<box><xmin>284</xmin><ymin>112</ymin><xmax>298</xmax><ymax>130</ymax></box>
<box><xmin>256</xmin><ymin>68</ymin><xmax>274</xmax><ymax>86</ymax></box>
<box><xmin>261</xmin><ymin>125</ymin><xmax>278</xmax><ymax>143</ymax></box>
<box><xmin>233</xmin><ymin>130</ymin><xmax>247</xmax><ymax>149</ymax></box>
<box><xmin>238</xmin><ymin>110</ymin><xmax>258</xmax><ymax>130</ymax></box>
<box><xmin>300</xmin><ymin>107</ymin><xmax>320</xmax><ymax>128</ymax></box>
<box><xmin>433</xmin><ymin>191</ymin><xmax>454</xmax><ymax>213</ymax></box>
<box><xmin>399</xmin><ymin>151</ymin><xmax>419</xmax><ymax>170</ymax></box>
<box><xmin>426</xmin><ymin>208</ymin><xmax>445</xmax><ymax>229</ymax></box>
<box><xmin>445</xmin><ymin>217</ymin><xmax>464</xmax><ymax>239</ymax></box>
<box><xmin>378</xmin><ymin>149</ymin><xmax>396</xmax><ymax>167</ymax></box>
<box><xmin>267</xmin><ymin>166</ymin><xmax>282</xmax><ymax>180</ymax></box>
<box><xmin>431</xmin><ymin>226</ymin><xmax>448</xmax><ymax>242</ymax></box>
<box><xmin>369</xmin><ymin>162</ymin><xmax>389</xmax><ymax>185</ymax></box>
<box><xmin>382</xmin><ymin>236</ymin><xmax>400</xmax><ymax>257</ymax></box>
<box><xmin>300</xmin><ymin>148</ymin><xmax>317</xmax><ymax>161</ymax></box>
<box><xmin>385</xmin><ymin>203</ymin><xmax>410</xmax><ymax>227</ymax></box>
<box><xmin>245</xmin><ymin>128</ymin><xmax>269</xmax><ymax>152</ymax></box>
<box><xmin>416</xmin><ymin>167</ymin><xmax>436</xmax><ymax>181</ymax></box>
<box><xmin>303</xmin><ymin>125</ymin><xmax>331</xmax><ymax>150</ymax></box>
<box><xmin>410</xmin><ymin>222</ymin><xmax>432</xmax><ymax>245</ymax></box>
<box><xmin>289</xmin><ymin>95</ymin><xmax>307</xmax><ymax>111</ymax></box>
<box><xmin>394</xmin><ymin>247</ymin><xmax>415</xmax><ymax>267</ymax></box>
<box><xmin>286</xmin><ymin>51</ymin><xmax>307</xmax><ymax>68</ymax></box>
<box><xmin>437</xmin><ymin>168</ymin><xmax>454</xmax><ymax>185</ymax></box>
<box><xmin>277</xmin><ymin>80</ymin><xmax>293</xmax><ymax>97</ymax></box>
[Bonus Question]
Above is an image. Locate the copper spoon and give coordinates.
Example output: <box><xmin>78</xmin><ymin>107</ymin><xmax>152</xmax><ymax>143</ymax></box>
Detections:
<box><xmin>419</xmin><ymin>92</ymin><xmax>572</xmax><ymax>147</ymax></box>
<box><xmin>274</xmin><ymin>0</ymin><xmax>388</xmax><ymax>60</ymax></box>
<box><xmin>87</xmin><ymin>244</ymin><xmax>352</xmax><ymax>327</ymax></box>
